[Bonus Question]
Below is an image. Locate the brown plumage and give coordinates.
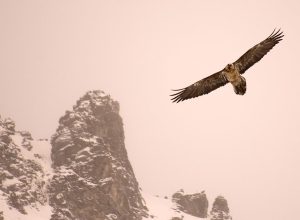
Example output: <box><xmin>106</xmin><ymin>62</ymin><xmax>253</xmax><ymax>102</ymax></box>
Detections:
<box><xmin>171</xmin><ymin>29</ymin><xmax>284</xmax><ymax>103</ymax></box>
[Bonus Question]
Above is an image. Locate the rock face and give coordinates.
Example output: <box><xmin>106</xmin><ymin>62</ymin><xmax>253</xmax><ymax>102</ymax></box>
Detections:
<box><xmin>0</xmin><ymin>90</ymin><xmax>233</xmax><ymax>220</ymax></box>
<box><xmin>210</xmin><ymin>196</ymin><xmax>232</xmax><ymax>220</ymax></box>
<box><xmin>0</xmin><ymin>116</ymin><xmax>49</xmax><ymax>215</ymax></box>
<box><xmin>172</xmin><ymin>189</ymin><xmax>208</xmax><ymax>218</ymax></box>
<box><xmin>49</xmin><ymin>90</ymin><xmax>148</xmax><ymax>220</ymax></box>
<box><xmin>144</xmin><ymin>192</ymin><xmax>232</xmax><ymax>220</ymax></box>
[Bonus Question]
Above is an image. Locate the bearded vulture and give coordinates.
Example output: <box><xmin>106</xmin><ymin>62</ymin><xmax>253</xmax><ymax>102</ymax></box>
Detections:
<box><xmin>171</xmin><ymin>29</ymin><xmax>284</xmax><ymax>102</ymax></box>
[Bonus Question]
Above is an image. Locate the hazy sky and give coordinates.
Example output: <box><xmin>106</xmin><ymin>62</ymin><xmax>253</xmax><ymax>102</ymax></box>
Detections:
<box><xmin>1</xmin><ymin>1</ymin><xmax>299</xmax><ymax>220</ymax></box>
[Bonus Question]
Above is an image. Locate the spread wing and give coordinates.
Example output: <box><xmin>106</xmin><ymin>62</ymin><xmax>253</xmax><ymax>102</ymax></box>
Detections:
<box><xmin>170</xmin><ymin>71</ymin><xmax>228</xmax><ymax>103</ymax></box>
<box><xmin>234</xmin><ymin>29</ymin><xmax>284</xmax><ymax>74</ymax></box>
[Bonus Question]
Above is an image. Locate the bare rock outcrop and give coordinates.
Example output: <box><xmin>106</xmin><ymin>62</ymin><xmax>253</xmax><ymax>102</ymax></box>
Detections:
<box><xmin>172</xmin><ymin>189</ymin><xmax>208</xmax><ymax>218</ymax></box>
<box><xmin>210</xmin><ymin>196</ymin><xmax>232</xmax><ymax>220</ymax></box>
<box><xmin>49</xmin><ymin>90</ymin><xmax>148</xmax><ymax>220</ymax></box>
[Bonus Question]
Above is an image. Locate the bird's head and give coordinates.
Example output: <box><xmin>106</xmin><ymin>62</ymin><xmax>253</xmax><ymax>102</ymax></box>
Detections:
<box><xmin>225</xmin><ymin>63</ymin><xmax>234</xmax><ymax>71</ymax></box>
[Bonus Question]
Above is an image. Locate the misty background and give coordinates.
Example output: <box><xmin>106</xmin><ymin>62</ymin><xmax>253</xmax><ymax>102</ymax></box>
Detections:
<box><xmin>1</xmin><ymin>1</ymin><xmax>299</xmax><ymax>220</ymax></box>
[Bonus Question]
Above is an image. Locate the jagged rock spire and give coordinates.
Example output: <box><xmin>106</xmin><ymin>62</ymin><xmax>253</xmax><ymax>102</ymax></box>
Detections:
<box><xmin>50</xmin><ymin>90</ymin><xmax>148</xmax><ymax>220</ymax></box>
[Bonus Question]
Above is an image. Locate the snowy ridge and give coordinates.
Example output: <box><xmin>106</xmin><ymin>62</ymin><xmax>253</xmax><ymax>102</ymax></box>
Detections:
<box><xmin>0</xmin><ymin>116</ymin><xmax>53</xmax><ymax>220</ymax></box>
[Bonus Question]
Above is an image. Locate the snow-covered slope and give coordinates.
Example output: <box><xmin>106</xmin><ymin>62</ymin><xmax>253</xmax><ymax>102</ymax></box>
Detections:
<box><xmin>0</xmin><ymin>117</ymin><xmax>53</xmax><ymax>220</ymax></box>
<box><xmin>143</xmin><ymin>193</ymin><xmax>203</xmax><ymax>220</ymax></box>
<box><xmin>143</xmin><ymin>191</ymin><xmax>232</xmax><ymax>220</ymax></box>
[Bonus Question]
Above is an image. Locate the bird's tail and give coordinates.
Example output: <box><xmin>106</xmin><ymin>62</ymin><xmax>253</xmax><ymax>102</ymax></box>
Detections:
<box><xmin>233</xmin><ymin>76</ymin><xmax>246</xmax><ymax>95</ymax></box>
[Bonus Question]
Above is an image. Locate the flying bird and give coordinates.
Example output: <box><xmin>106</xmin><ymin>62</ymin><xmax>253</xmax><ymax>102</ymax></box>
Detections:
<box><xmin>171</xmin><ymin>29</ymin><xmax>284</xmax><ymax>102</ymax></box>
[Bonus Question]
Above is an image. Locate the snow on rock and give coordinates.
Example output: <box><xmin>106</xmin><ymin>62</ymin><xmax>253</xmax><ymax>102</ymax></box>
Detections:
<box><xmin>0</xmin><ymin>115</ymin><xmax>53</xmax><ymax>219</ymax></box>
<box><xmin>143</xmin><ymin>193</ymin><xmax>203</xmax><ymax>220</ymax></box>
<box><xmin>143</xmin><ymin>192</ymin><xmax>232</xmax><ymax>220</ymax></box>
<box><xmin>0</xmin><ymin>91</ymin><xmax>233</xmax><ymax>220</ymax></box>
<box><xmin>49</xmin><ymin>90</ymin><xmax>148</xmax><ymax>220</ymax></box>
<box><xmin>0</xmin><ymin>196</ymin><xmax>52</xmax><ymax>220</ymax></box>
<box><xmin>172</xmin><ymin>189</ymin><xmax>208</xmax><ymax>218</ymax></box>
<box><xmin>210</xmin><ymin>196</ymin><xmax>232</xmax><ymax>220</ymax></box>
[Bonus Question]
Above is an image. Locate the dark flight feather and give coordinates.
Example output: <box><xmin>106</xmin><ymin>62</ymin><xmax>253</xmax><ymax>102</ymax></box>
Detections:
<box><xmin>170</xmin><ymin>71</ymin><xmax>228</xmax><ymax>102</ymax></box>
<box><xmin>234</xmin><ymin>29</ymin><xmax>284</xmax><ymax>74</ymax></box>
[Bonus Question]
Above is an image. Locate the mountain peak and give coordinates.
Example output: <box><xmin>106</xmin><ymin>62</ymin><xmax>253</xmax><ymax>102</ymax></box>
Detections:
<box><xmin>74</xmin><ymin>90</ymin><xmax>119</xmax><ymax>114</ymax></box>
<box><xmin>1</xmin><ymin>91</ymin><xmax>233</xmax><ymax>220</ymax></box>
<box><xmin>50</xmin><ymin>90</ymin><xmax>147</xmax><ymax>220</ymax></box>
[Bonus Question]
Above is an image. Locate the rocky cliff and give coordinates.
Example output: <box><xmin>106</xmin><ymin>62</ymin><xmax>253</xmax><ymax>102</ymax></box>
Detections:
<box><xmin>49</xmin><ymin>90</ymin><xmax>148</xmax><ymax>220</ymax></box>
<box><xmin>0</xmin><ymin>90</ymin><xmax>232</xmax><ymax>220</ymax></box>
<box><xmin>172</xmin><ymin>189</ymin><xmax>208</xmax><ymax>218</ymax></box>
